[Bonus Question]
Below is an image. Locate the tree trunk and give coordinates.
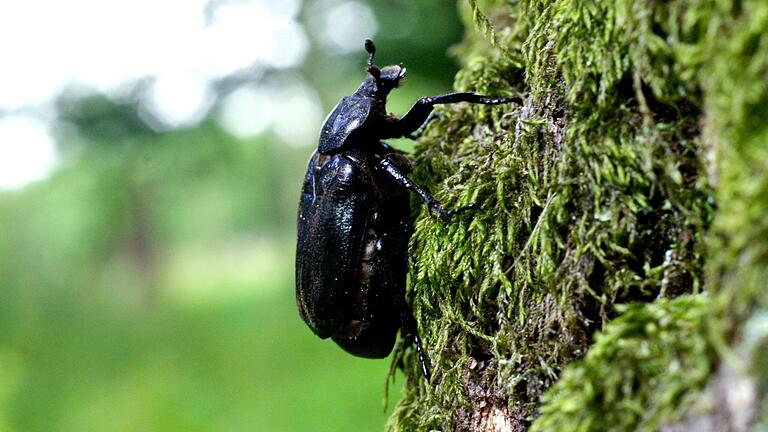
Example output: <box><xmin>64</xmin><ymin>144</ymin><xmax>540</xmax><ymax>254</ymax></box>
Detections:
<box><xmin>386</xmin><ymin>1</ymin><xmax>768</xmax><ymax>430</ymax></box>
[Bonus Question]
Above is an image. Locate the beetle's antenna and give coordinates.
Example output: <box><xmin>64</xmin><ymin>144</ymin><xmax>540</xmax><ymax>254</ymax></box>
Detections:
<box><xmin>364</xmin><ymin>39</ymin><xmax>382</xmax><ymax>85</ymax></box>
<box><xmin>364</xmin><ymin>39</ymin><xmax>376</xmax><ymax>67</ymax></box>
<box><xmin>368</xmin><ymin>65</ymin><xmax>381</xmax><ymax>82</ymax></box>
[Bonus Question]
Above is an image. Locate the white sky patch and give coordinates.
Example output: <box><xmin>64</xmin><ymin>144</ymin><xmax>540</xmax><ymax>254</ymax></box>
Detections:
<box><xmin>308</xmin><ymin>0</ymin><xmax>378</xmax><ymax>53</ymax></box>
<box><xmin>267</xmin><ymin>21</ymin><xmax>311</xmax><ymax>69</ymax></box>
<box><xmin>218</xmin><ymin>77</ymin><xmax>322</xmax><ymax>146</ymax></box>
<box><xmin>199</xmin><ymin>1</ymin><xmax>305</xmax><ymax>77</ymax></box>
<box><xmin>0</xmin><ymin>116</ymin><xmax>57</xmax><ymax>190</ymax></box>
<box><xmin>0</xmin><ymin>0</ymin><xmax>311</xmax><ymax>188</ymax></box>
<box><xmin>0</xmin><ymin>0</ymin><xmax>308</xmax><ymax>113</ymax></box>
<box><xmin>142</xmin><ymin>74</ymin><xmax>216</xmax><ymax>129</ymax></box>
<box><xmin>262</xmin><ymin>0</ymin><xmax>303</xmax><ymax>17</ymax></box>
<box><xmin>270</xmin><ymin>81</ymin><xmax>324</xmax><ymax>146</ymax></box>
<box><xmin>218</xmin><ymin>86</ymin><xmax>276</xmax><ymax>138</ymax></box>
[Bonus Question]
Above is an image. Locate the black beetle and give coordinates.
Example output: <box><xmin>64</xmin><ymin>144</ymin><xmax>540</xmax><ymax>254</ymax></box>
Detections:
<box><xmin>295</xmin><ymin>40</ymin><xmax>516</xmax><ymax>380</ymax></box>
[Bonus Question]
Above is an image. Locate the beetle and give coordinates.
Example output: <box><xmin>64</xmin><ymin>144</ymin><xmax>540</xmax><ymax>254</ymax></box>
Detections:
<box><xmin>295</xmin><ymin>39</ymin><xmax>517</xmax><ymax>380</ymax></box>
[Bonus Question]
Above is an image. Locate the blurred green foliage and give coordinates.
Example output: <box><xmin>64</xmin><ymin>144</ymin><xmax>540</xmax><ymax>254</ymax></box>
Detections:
<box><xmin>0</xmin><ymin>0</ymin><xmax>466</xmax><ymax>430</ymax></box>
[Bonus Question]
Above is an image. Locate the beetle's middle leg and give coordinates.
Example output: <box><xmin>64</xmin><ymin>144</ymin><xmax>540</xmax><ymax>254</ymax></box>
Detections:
<box><xmin>379</xmin><ymin>156</ymin><xmax>476</xmax><ymax>216</ymax></box>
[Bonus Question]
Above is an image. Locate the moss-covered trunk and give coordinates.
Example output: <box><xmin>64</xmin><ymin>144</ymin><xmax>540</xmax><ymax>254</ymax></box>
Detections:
<box><xmin>386</xmin><ymin>1</ymin><xmax>768</xmax><ymax>431</ymax></box>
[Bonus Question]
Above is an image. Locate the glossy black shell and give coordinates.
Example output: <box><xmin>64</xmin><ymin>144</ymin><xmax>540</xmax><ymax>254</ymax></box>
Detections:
<box><xmin>295</xmin><ymin>146</ymin><xmax>411</xmax><ymax>358</ymax></box>
<box><xmin>318</xmin><ymin>94</ymin><xmax>375</xmax><ymax>154</ymax></box>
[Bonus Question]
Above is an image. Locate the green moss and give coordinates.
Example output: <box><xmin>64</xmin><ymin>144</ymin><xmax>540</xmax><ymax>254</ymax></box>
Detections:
<box><xmin>703</xmin><ymin>0</ymin><xmax>768</xmax><ymax>425</ymax></box>
<box><xmin>387</xmin><ymin>0</ymin><xmax>768</xmax><ymax>430</ymax></box>
<box><xmin>702</xmin><ymin>0</ymin><xmax>768</xmax><ymax>331</ymax></box>
<box><xmin>530</xmin><ymin>295</ymin><xmax>713</xmax><ymax>431</ymax></box>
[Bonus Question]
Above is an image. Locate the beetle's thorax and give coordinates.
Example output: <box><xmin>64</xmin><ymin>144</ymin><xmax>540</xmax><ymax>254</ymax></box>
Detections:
<box><xmin>357</xmin><ymin>64</ymin><xmax>405</xmax><ymax>98</ymax></box>
<box><xmin>356</xmin><ymin>77</ymin><xmax>390</xmax><ymax>100</ymax></box>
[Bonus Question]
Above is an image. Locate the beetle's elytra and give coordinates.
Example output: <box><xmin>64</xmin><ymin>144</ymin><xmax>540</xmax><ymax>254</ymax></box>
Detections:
<box><xmin>295</xmin><ymin>40</ymin><xmax>517</xmax><ymax>380</ymax></box>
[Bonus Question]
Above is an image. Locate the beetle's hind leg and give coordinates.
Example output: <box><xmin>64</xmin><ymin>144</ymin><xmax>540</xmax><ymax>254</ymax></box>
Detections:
<box><xmin>378</xmin><ymin>238</ymin><xmax>432</xmax><ymax>382</ymax></box>
<box><xmin>379</xmin><ymin>155</ymin><xmax>476</xmax><ymax>217</ymax></box>
<box><xmin>405</xmin><ymin>318</ymin><xmax>432</xmax><ymax>382</ymax></box>
<box><xmin>393</xmin><ymin>300</ymin><xmax>432</xmax><ymax>383</ymax></box>
<box><xmin>390</xmin><ymin>282</ymin><xmax>431</xmax><ymax>382</ymax></box>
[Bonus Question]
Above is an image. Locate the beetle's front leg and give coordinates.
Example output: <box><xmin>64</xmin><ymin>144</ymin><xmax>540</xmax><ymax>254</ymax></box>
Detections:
<box><xmin>386</xmin><ymin>92</ymin><xmax>521</xmax><ymax>138</ymax></box>
<box><xmin>405</xmin><ymin>112</ymin><xmax>442</xmax><ymax>140</ymax></box>
<box><xmin>379</xmin><ymin>156</ymin><xmax>476</xmax><ymax>216</ymax></box>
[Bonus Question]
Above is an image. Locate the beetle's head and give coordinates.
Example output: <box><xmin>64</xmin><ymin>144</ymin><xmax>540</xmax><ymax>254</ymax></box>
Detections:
<box><xmin>357</xmin><ymin>39</ymin><xmax>406</xmax><ymax>98</ymax></box>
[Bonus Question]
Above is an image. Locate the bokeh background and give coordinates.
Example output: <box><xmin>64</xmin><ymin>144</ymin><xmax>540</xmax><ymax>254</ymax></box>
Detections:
<box><xmin>0</xmin><ymin>0</ymin><xmax>466</xmax><ymax>430</ymax></box>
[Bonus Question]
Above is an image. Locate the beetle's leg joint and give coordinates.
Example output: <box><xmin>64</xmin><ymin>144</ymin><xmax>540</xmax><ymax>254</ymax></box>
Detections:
<box><xmin>406</xmin><ymin>112</ymin><xmax>442</xmax><ymax>140</ymax></box>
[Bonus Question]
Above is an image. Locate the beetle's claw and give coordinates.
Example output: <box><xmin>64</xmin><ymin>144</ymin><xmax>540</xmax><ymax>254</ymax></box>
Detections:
<box><xmin>476</xmin><ymin>96</ymin><xmax>523</xmax><ymax>105</ymax></box>
<box><xmin>420</xmin><ymin>359</ymin><xmax>432</xmax><ymax>383</ymax></box>
<box><xmin>456</xmin><ymin>201</ymin><xmax>479</xmax><ymax>213</ymax></box>
<box><xmin>413</xmin><ymin>334</ymin><xmax>431</xmax><ymax>383</ymax></box>
<box><xmin>432</xmin><ymin>201</ymin><xmax>479</xmax><ymax>218</ymax></box>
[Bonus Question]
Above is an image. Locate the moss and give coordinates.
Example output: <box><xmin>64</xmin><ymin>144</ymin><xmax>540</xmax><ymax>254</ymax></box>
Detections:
<box><xmin>702</xmin><ymin>0</ymin><xmax>768</xmax><ymax>333</ymax></box>
<box><xmin>385</xmin><ymin>1</ymin><xmax>713</xmax><ymax>430</ymax></box>
<box><xmin>702</xmin><ymin>0</ymin><xmax>768</xmax><ymax>426</ymax></box>
<box><xmin>529</xmin><ymin>295</ymin><xmax>712</xmax><ymax>431</ymax></box>
<box><xmin>387</xmin><ymin>0</ymin><xmax>768</xmax><ymax>430</ymax></box>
